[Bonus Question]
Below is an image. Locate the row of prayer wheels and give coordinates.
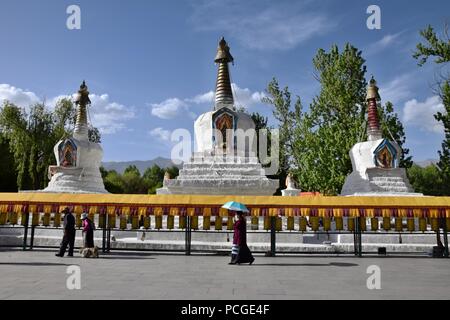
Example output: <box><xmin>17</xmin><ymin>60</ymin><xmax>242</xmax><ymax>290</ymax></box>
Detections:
<box><xmin>1</xmin><ymin>212</ymin><xmax>449</xmax><ymax>232</ymax></box>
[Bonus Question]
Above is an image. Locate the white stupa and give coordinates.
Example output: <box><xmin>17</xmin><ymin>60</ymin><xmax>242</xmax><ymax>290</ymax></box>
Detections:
<box><xmin>43</xmin><ymin>81</ymin><xmax>108</xmax><ymax>194</ymax></box>
<box><xmin>341</xmin><ymin>77</ymin><xmax>421</xmax><ymax>196</ymax></box>
<box><xmin>157</xmin><ymin>38</ymin><xmax>278</xmax><ymax>195</ymax></box>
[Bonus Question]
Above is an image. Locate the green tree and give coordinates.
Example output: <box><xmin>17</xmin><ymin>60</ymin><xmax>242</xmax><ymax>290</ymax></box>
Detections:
<box><xmin>143</xmin><ymin>165</ymin><xmax>165</xmax><ymax>194</ymax></box>
<box><xmin>0</xmin><ymin>135</ymin><xmax>18</xmax><ymax>191</ymax></box>
<box><xmin>407</xmin><ymin>164</ymin><xmax>448</xmax><ymax>196</ymax></box>
<box><xmin>103</xmin><ymin>170</ymin><xmax>125</xmax><ymax>194</ymax></box>
<box><xmin>413</xmin><ymin>25</ymin><xmax>450</xmax><ymax>67</ymax></box>
<box><xmin>262</xmin><ymin>79</ymin><xmax>301</xmax><ymax>192</ymax></box>
<box><xmin>413</xmin><ymin>24</ymin><xmax>450</xmax><ymax>193</ymax></box>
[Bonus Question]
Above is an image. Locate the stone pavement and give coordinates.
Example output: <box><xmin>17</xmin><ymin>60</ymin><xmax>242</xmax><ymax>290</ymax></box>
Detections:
<box><xmin>0</xmin><ymin>248</ymin><xmax>449</xmax><ymax>300</ymax></box>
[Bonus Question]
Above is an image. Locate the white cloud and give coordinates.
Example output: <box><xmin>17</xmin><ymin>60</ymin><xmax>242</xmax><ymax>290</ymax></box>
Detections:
<box><xmin>403</xmin><ymin>95</ymin><xmax>444</xmax><ymax>133</ymax></box>
<box><xmin>379</xmin><ymin>73</ymin><xmax>414</xmax><ymax>105</ymax></box>
<box><xmin>150</xmin><ymin>98</ymin><xmax>189</xmax><ymax>119</ymax></box>
<box><xmin>188</xmin><ymin>91</ymin><xmax>215</xmax><ymax>104</ymax></box>
<box><xmin>89</xmin><ymin>94</ymin><xmax>136</xmax><ymax>135</ymax></box>
<box><xmin>365</xmin><ymin>32</ymin><xmax>404</xmax><ymax>56</ymax></box>
<box><xmin>0</xmin><ymin>84</ymin><xmax>40</xmax><ymax>108</ymax></box>
<box><xmin>189</xmin><ymin>0</ymin><xmax>336</xmax><ymax>50</ymax></box>
<box><xmin>149</xmin><ymin>127</ymin><xmax>171</xmax><ymax>141</ymax></box>
<box><xmin>231</xmin><ymin>83</ymin><xmax>266</xmax><ymax>108</ymax></box>
<box><xmin>0</xmin><ymin>84</ymin><xmax>135</xmax><ymax>135</ymax></box>
<box><xmin>151</xmin><ymin>83</ymin><xmax>265</xmax><ymax>119</ymax></box>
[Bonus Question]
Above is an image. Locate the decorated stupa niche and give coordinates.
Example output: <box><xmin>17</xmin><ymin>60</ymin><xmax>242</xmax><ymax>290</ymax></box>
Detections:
<box><xmin>340</xmin><ymin>77</ymin><xmax>421</xmax><ymax>196</ymax></box>
<box><xmin>157</xmin><ymin>38</ymin><xmax>278</xmax><ymax>195</ymax></box>
<box><xmin>42</xmin><ymin>81</ymin><xmax>108</xmax><ymax>194</ymax></box>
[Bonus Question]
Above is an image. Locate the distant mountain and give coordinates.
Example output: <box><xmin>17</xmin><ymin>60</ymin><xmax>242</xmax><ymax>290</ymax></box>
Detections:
<box><xmin>102</xmin><ymin>157</ymin><xmax>182</xmax><ymax>174</ymax></box>
<box><xmin>415</xmin><ymin>159</ymin><xmax>438</xmax><ymax>168</ymax></box>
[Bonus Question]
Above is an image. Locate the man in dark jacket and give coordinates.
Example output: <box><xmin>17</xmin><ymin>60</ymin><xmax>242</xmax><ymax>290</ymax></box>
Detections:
<box><xmin>56</xmin><ymin>207</ymin><xmax>76</xmax><ymax>257</ymax></box>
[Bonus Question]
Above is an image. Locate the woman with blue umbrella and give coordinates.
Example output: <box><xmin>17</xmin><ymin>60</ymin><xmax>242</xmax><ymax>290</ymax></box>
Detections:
<box><xmin>222</xmin><ymin>201</ymin><xmax>255</xmax><ymax>265</ymax></box>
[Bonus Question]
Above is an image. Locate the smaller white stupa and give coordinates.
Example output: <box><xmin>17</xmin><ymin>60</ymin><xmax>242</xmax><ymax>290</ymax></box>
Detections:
<box><xmin>43</xmin><ymin>81</ymin><xmax>107</xmax><ymax>194</ymax></box>
<box><xmin>341</xmin><ymin>77</ymin><xmax>421</xmax><ymax>196</ymax></box>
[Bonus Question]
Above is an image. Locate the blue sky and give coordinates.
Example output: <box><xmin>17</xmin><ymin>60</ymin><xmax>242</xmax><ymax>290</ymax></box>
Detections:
<box><xmin>0</xmin><ymin>0</ymin><xmax>449</xmax><ymax>162</ymax></box>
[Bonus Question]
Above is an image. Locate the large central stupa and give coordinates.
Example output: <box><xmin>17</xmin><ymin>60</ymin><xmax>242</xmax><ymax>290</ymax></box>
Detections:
<box><xmin>157</xmin><ymin>38</ymin><xmax>278</xmax><ymax>195</ymax></box>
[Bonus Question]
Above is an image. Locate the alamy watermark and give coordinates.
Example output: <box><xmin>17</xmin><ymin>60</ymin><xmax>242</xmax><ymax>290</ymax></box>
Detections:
<box><xmin>66</xmin><ymin>5</ymin><xmax>81</xmax><ymax>30</ymax></box>
<box><xmin>366</xmin><ymin>265</ymin><xmax>381</xmax><ymax>290</ymax></box>
<box><xmin>66</xmin><ymin>265</ymin><xmax>81</xmax><ymax>290</ymax></box>
<box><xmin>366</xmin><ymin>5</ymin><xmax>381</xmax><ymax>30</ymax></box>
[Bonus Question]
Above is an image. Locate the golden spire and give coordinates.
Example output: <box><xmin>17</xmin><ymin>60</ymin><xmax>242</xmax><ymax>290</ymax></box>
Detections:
<box><xmin>214</xmin><ymin>37</ymin><xmax>234</xmax><ymax>109</ymax></box>
<box><xmin>74</xmin><ymin>80</ymin><xmax>91</xmax><ymax>140</ymax></box>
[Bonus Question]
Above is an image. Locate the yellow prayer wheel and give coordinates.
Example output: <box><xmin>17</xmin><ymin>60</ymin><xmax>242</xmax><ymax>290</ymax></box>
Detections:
<box><xmin>9</xmin><ymin>212</ymin><xmax>18</xmax><ymax>225</ymax></box>
<box><xmin>263</xmin><ymin>216</ymin><xmax>270</xmax><ymax>230</ymax></box>
<box><xmin>323</xmin><ymin>217</ymin><xmax>331</xmax><ymax>231</ymax></box>
<box><xmin>359</xmin><ymin>218</ymin><xmax>366</xmax><ymax>232</ymax></box>
<box><xmin>119</xmin><ymin>216</ymin><xmax>127</xmax><ymax>230</ymax></box>
<box><xmin>98</xmin><ymin>214</ymin><xmax>105</xmax><ymax>228</ymax></box>
<box><xmin>382</xmin><ymin>217</ymin><xmax>391</xmax><ymax>231</ymax></box>
<box><xmin>310</xmin><ymin>216</ymin><xmax>319</xmax><ymax>231</ymax></box>
<box><xmin>227</xmin><ymin>217</ymin><xmax>234</xmax><ymax>230</ymax></box>
<box><xmin>32</xmin><ymin>213</ymin><xmax>40</xmax><ymax>226</ymax></box>
<box><xmin>108</xmin><ymin>214</ymin><xmax>116</xmax><ymax>228</ymax></box>
<box><xmin>347</xmin><ymin>218</ymin><xmax>355</xmax><ymax>231</ymax></box>
<box><xmin>143</xmin><ymin>216</ymin><xmax>151</xmax><ymax>229</ymax></box>
<box><xmin>395</xmin><ymin>218</ymin><xmax>403</xmax><ymax>232</ymax></box>
<box><xmin>167</xmin><ymin>215</ymin><xmax>174</xmax><ymax>229</ymax></box>
<box><xmin>299</xmin><ymin>217</ymin><xmax>307</xmax><ymax>232</ymax></box>
<box><xmin>214</xmin><ymin>216</ymin><xmax>223</xmax><ymax>230</ymax></box>
<box><xmin>191</xmin><ymin>216</ymin><xmax>199</xmax><ymax>230</ymax></box>
<box><xmin>287</xmin><ymin>216</ymin><xmax>294</xmax><ymax>231</ymax></box>
<box><xmin>53</xmin><ymin>212</ymin><xmax>61</xmax><ymax>228</ymax></box>
<box><xmin>0</xmin><ymin>212</ymin><xmax>7</xmax><ymax>225</ymax></box>
<box><xmin>335</xmin><ymin>217</ymin><xmax>343</xmax><ymax>231</ymax></box>
<box><xmin>407</xmin><ymin>218</ymin><xmax>415</xmax><ymax>232</ymax></box>
<box><xmin>371</xmin><ymin>217</ymin><xmax>379</xmax><ymax>231</ymax></box>
<box><xmin>447</xmin><ymin>218</ymin><xmax>450</xmax><ymax>230</ymax></box>
<box><xmin>21</xmin><ymin>212</ymin><xmax>28</xmax><ymax>226</ymax></box>
<box><xmin>419</xmin><ymin>218</ymin><xmax>427</xmax><ymax>232</ymax></box>
<box><xmin>75</xmin><ymin>213</ymin><xmax>82</xmax><ymax>228</ymax></box>
<box><xmin>431</xmin><ymin>218</ymin><xmax>439</xmax><ymax>231</ymax></box>
<box><xmin>276</xmin><ymin>217</ymin><xmax>282</xmax><ymax>231</ymax></box>
<box><xmin>179</xmin><ymin>216</ymin><xmax>186</xmax><ymax>229</ymax></box>
<box><xmin>42</xmin><ymin>213</ymin><xmax>50</xmax><ymax>227</ymax></box>
<box><xmin>251</xmin><ymin>216</ymin><xmax>259</xmax><ymax>230</ymax></box>
<box><xmin>88</xmin><ymin>213</ymin><xmax>95</xmax><ymax>222</ymax></box>
<box><xmin>203</xmin><ymin>216</ymin><xmax>211</xmax><ymax>230</ymax></box>
<box><xmin>131</xmin><ymin>215</ymin><xmax>139</xmax><ymax>229</ymax></box>
<box><xmin>155</xmin><ymin>216</ymin><xmax>163</xmax><ymax>230</ymax></box>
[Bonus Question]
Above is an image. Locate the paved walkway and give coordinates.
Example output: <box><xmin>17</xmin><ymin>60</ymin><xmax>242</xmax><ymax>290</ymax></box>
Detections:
<box><xmin>0</xmin><ymin>249</ymin><xmax>449</xmax><ymax>299</ymax></box>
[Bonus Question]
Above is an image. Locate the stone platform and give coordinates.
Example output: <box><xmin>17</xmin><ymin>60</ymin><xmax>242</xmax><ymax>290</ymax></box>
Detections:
<box><xmin>157</xmin><ymin>153</ymin><xmax>278</xmax><ymax>195</ymax></box>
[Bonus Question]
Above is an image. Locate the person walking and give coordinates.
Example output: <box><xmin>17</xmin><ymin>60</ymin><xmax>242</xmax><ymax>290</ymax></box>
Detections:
<box><xmin>56</xmin><ymin>207</ymin><xmax>76</xmax><ymax>257</ymax></box>
<box><xmin>229</xmin><ymin>211</ymin><xmax>255</xmax><ymax>265</ymax></box>
<box><xmin>81</xmin><ymin>213</ymin><xmax>95</xmax><ymax>249</ymax></box>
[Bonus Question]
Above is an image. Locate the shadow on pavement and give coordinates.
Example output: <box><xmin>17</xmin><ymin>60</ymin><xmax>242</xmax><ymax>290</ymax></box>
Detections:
<box><xmin>0</xmin><ymin>262</ymin><xmax>71</xmax><ymax>266</ymax></box>
<box><xmin>244</xmin><ymin>262</ymin><xmax>358</xmax><ymax>267</ymax></box>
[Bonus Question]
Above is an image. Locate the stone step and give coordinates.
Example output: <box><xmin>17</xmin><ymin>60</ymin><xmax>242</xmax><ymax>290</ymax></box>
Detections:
<box><xmin>179</xmin><ymin>170</ymin><xmax>266</xmax><ymax>177</ymax></box>
<box><xmin>370</xmin><ymin>181</ymin><xmax>408</xmax><ymax>187</ymax></box>
<box><xmin>370</xmin><ymin>176</ymin><xmax>405</xmax><ymax>182</ymax></box>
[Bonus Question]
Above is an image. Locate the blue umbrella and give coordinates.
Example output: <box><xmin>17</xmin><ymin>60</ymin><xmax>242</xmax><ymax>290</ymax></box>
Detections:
<box><xmin>222</xmin><ymin>201</ymin><xmax>249</xmax><ymax>213</ymax></box>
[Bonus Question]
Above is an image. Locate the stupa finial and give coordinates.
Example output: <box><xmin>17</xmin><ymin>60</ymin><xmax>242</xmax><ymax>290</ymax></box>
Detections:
<box><xmin>73</xmin><ymin>80</ymin><xmax>91</xmax><ymax>139</ymax></box>
<box><xmin>214</xmin><ymin>37</ymin><xmax>234</xmax><ymax>109</ymax></box>
<box><xmin>366</xmin><ymin>75</ymin><xmax>382</xmax><ymax>141</ymax></box>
